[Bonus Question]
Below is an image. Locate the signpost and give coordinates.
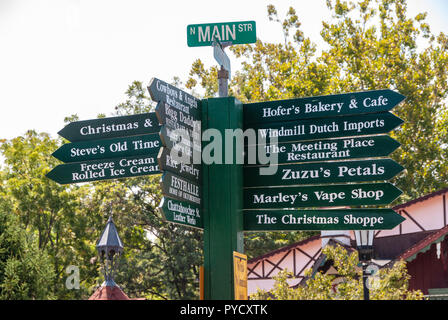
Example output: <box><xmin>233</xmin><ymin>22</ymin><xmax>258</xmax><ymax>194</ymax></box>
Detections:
<box><xmin>233</xmin><ymin>252</ymin><xmax>248</xmax><ymax>300</ymax></box>
<box><xmin>52</xmin><ymin>134</ymin><xmax>161</xmax><ymax>163</ymax></box>
<box><xmin>45</xmin><ymin>17</ymin><xmax>408</xmax><ymax>301</ymax></box>
<box><xmin>158</xmin><ymin>197</ymin><xmax>203</xmax><ymax>229</ymax></box>
<box><xmin>244</xmin><ymin>158</ymin><xmax>404</xmax><ymax>187</ymax></box>
<box><xmin>187</xmin><ymin>21</ymin><xmax>256</xmax><ymax>47</ymax></box>
<box><xmin>243</xmin><ymin>89</ymin><xmax>405</xmax><ymax>125</ymax></box>
<box><xmin>46</xmin><ymin>154</ymin><xmax>160</xmax><ymax>184</ymax></box>
<box><xmin>157</xmin><ymin>147</ymin><xmax>201</xmax><ymax>182</ymax></box>
<box><xmin>213</xmin><ymin>39</ymin><xmax>231</xmax><ymax>78</ymax></box>
<box><xmin>244</xmin><ymin>209</ymin><xmax>405</xmax><ymax>231</ymax></box>
<box><xmin>247</xmin><ymin>111</ymin><xmax>404</xmax><ymax>144</ymax></box>
<box><xmin>57</xmin><ymin>112</ymin><xmax>160</xmax><ymax>142</ymax></box>
<box><xmin>246</xmin><ymin>135</ymin><xmax>401</xmax><ymax>165</ymax></box>
<box><xmin>244</xmin><ymin>182</ymin><xmax>403</xmax><ymax>209</ymax></box>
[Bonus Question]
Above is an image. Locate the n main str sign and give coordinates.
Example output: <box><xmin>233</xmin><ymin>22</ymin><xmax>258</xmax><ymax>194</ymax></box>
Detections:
<box><xmin>187</xmin><ymin>21</ymin><xmax>256</xmax><ymax>47</ymax></box>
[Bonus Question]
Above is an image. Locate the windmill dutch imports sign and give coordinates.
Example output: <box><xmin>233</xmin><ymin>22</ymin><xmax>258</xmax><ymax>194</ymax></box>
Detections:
<box><xmin>247</xmin><ymin>111</ymin><xmax>403</xmax><ymax>144</ymax></box>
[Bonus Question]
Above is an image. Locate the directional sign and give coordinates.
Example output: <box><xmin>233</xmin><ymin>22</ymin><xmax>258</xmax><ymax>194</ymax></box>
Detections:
<box><xmin>246</xmin><ymin>135</ymin><xmax>400</xmax><ymax>165</ymax></box>
<box><xmin>52</xmin><ymin>134</ymin><xmax>161</xmax><ymax>163</ymax></box>
<box><xmin>161</xmin><ymin>172</ymin><xmax>201</xmax><ymax>205</ymax></box>
<box><xmin>246</xmin><ymin>111</ymin><xmax>403</xmax><ymax>144</ymax></box>
<box><xmin>243</xmin><ymin>158</ymin><xmax>404</xmax><ymax>188</ymax></box>
<box><xmin>159</xmin><ymin>125</ymin><xmax>201</xmax><ymax>155</ymax></box>
<box><xmin>243</xmin><ymin>89</ymin><xmax>405</xmax><ymax>125</ymax></box>
<box><xmin>159</xmin><ymin>197</ymin><xmax>203</xmax><ymax>229</ymax></box>
<box><xmin>157</xmin><ymin>147</ymin><xmax>201</xmax><ymax>182</ymax></box>
<box><xmin>155</xmin><ymin>101</ymin><xmax>201</xmax><ymax>133</ymax></box>
<box><xmin>213</xmin><ymin>40</ymin><xmax>231</xmax><ymax>77</ymax></box>
<box><xmin>147</xmin><ymin>78</ymin><xmax>200</xmax><ymax>119</ymax></box>
<box><xmin>244</xmin><ymin>182</ymin><xmax>402</xmax><ymax>209</ymax></box>
<box><xmin>187</xmin><ymin>21</ymin><xmax>256</xmax><ymax>47</ymax></box>
<box><xmin>58</xmin><ymin>112</ymin><xmax>160</xmax><ymax>142</ymax></box>
<box><xmin>244</xmin><ymin>209</ymin><xmax>405</xmax><ymax>231</ymax></box>
<box><xmin>46</xmin><ymin>154</ymin><xmax>160</xmax><ymax>184</ymax></box>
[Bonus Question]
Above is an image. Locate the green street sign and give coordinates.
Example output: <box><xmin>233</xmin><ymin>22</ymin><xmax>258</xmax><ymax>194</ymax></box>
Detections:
<box><xmin>52</xmin><ymin>134</ymin><xmax>161</xmax><ymax>163</ymax></box>
<box><xmin>187</xmin><ymin>21</ymin><xmax>256</xmax><ymax>47</ymax></box>
<box><xmin>46</xmin><ymin>154</ymin><xmax>160</xmax><ymax>184</ymax></box>
<box><xmin>161</xmin><ymin>172</ymin><xmax>201</xmax><ymax>205</ymax></box>
<box><xmin>147</xmin><ymin>78</ymin><xmax>200</xmax><ymax>119</ymax></box>
<box><xmin>159</xmin><ymin>197</ymin><xmax>203</xmax><ymax>229</ymax></box>
<box><xmin>243</xmin><ymin>89</ymin><xmax>405</xmax><ymax>125</ymax></box>
<box><xmin>244</xmin><ymin>182</ymin><xmax>402</xmax><ymax>209</ymax></box>
<box><xmin>159</xmin><ymin>125</ymin><xmax>201</xmax><ymax>157</ymax></box>
<box><xmin>246</xmin><ymin>135</ymin><xmax>400</xmax><ymax>165</ymax></box>
<box><xmin>244</xmin><ymin>209</ymin><xmax>405</xmax><ymax>231</ymax></box>
<box><xmin>157</xmin><ymin>147</ymin><xmax>201</xmax><ymax>183</ymax></box>
<box><xmin>58</xmin><ymin>112</ymin><xmax>160</xmax><ymax>142</ymax></box>
<box><xmin>246</xmin><ymin>111</ymin><xmax>403</xmax><ymax>144</ymax></box>
<box><xmin>155</xmin><ymin>101</ymin><xmax>201</xmax><ymax>132</ymax></box>
<box><xmin>243</xmin><ymin>158</ymin><xmax>404</xmax><ymax>187</ymax></box>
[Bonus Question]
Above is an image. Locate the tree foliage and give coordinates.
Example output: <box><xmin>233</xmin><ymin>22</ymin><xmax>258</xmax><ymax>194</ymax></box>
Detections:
<box><xmin>187</xmin><ymin>0</ymin><xmax>448</xmax><ymax>202</ymax></box>
<box><xmin>0</xmin><ymin>0</ymin><xmax>447</xmax><ymax>300</ymax></box>
<box><xmin>251</xmin><ymin>244</ymin><xmax>424</xmax><ymax>300</ymax></box>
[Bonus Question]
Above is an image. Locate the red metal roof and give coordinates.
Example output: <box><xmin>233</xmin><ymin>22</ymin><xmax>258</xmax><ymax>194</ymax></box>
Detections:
<box><xmin>89</xmin><ymin>284</ymin><xmax>130</xmax><ymax>300</ymax></box>
<box><xmin>396</xmin><ymin>224</ymin><xmax>448</xmax><ymax>262</ymax></box>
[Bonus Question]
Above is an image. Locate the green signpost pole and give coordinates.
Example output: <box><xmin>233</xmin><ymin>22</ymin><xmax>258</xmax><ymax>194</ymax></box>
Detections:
<box><xmin>202</xmin><ymin>97</ymin><xmax>244</xmax><ymax>300</ymax></box>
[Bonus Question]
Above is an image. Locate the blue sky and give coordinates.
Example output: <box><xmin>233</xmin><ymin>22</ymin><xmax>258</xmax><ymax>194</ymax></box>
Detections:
<box><xmin>0</xmin><ymin>0</ymin><xmax>447</xmax><ymax>140</ymax></box>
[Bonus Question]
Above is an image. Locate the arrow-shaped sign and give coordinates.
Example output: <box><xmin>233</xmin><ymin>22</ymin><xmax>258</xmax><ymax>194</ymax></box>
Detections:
<box><xmin>243</xmin><ymin>158</ymin><xmax>404</xmax><ymax>188</ymax></box>
<box><xmin>246</xmin><ymin>111</ymin><xmax>403</xmax><ymax>144</ymax></box>
<box><xmin>157</xmin><ymin>147</ymin><xmax>201</xmax><ymax>182</ymax></box>
<box><xmin>161</xmin><ymin>172</ymin><xmax>201</xmax><ymax>205</ymax></box>
<box><xmin>246</xmin><ymin>134</ymin><xmax>401</xmax><ymax>165</ymax></box>
<box><xmin>147</xmin><ymin>77</ymin><xmax>201</xmax><ymax>120</ymax></box>
<box><xmin>213</xmin><ymin>39</ymin><xmax>231</xmax><ymax>79</ymax></box>
<box><xmin>155</xmin><ymin>101</ymin><xmax>201</xmax><ymax>133</ymax></box>
<box><xmin>46</xmin><ymin>154</ymin><xmax>160</xmax><ymax>184</ymax></box>
<box><xmin>244</xmin><ymin>208</ymin><xmax>405</xmax><ymax>231</ymax></box>
<box><xmin>52</xmin><ymin>134</ymin><xmax>161</xmax><ymax>163</ymax></box>
<box><xmin>57</xmin><ymin>112</ymin><xmax>160</xmax><ymax>142</ymax></box>
<box><xmin>244</xmin><ymin>182</ymin><xmax>402</xmax><ymax>209</ymax></box>
<box><xmin>159</xmin><ymin>197</ymin><xmax>203</xmax><ymax>229</ymax></box>
<box><xmin>244</xmin><ymin>89</ymin><xmax>405</xmax><ymax>125</ymax></box>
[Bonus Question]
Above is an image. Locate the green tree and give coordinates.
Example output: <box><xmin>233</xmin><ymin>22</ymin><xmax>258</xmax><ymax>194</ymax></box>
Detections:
<box><xmin>0</xmin><ymin>131</ymin><xmax>102</xmax><ymax>299</ymax></box>
<box><xmin>0</xmin><ymin>203</ymin><xmax>55</xmax><ymax>299</ymax></box>
<box><xmin>187</xmin><ymin>0</ymin><xmax>448</xmax><ymax>203</ymax></box>
<box><xmin>251</xmin><ymin>244</ymin><xmax>424</xmax><ymax>300</ymax></box>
